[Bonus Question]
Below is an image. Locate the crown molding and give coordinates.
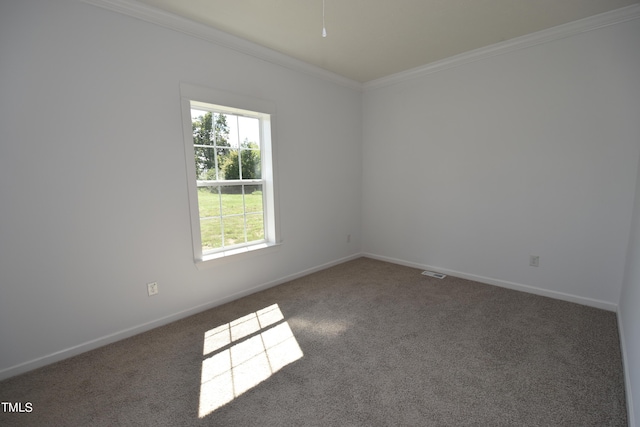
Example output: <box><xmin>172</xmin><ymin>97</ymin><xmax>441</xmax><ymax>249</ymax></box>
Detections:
<box><xmin>81</xmin><ymin>0</ymin><xmax>363</xmax><ymax>92</ymax></box>
<box><xmin>364</xmin><ymin>3</ymin><xmax>640</xmax><ymax>91</ymax></box>
<box><xmin>80</xmin><ymin>1</ymin><xmax>639</xmax><ymax>92</ymax></box>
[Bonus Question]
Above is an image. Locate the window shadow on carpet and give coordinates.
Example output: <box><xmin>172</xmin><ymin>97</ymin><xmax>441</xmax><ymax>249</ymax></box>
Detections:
<box><xmin>198</xmin><ymin>304</ymin><xmax>303</xmax><ymax>417</ymax></box>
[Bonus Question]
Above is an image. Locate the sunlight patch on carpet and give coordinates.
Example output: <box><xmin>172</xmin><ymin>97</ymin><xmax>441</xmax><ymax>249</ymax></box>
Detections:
<box><xmin>198</xmin><ymin>304</ymin><xmax>303</xmax><ymax>418</ymax></box>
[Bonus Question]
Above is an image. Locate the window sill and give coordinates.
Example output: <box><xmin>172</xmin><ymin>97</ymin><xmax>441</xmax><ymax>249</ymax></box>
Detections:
<box><xmin>195</xmin><ymin>241</ymin><xmax>282</xmax><ymax>270</ymax></box>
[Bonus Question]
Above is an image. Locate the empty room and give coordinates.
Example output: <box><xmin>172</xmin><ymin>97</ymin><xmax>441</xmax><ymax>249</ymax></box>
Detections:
<box><xmin>1</xmin><ymin>0</ymin><xmax>640</xmax><ymax>425</ymax></box>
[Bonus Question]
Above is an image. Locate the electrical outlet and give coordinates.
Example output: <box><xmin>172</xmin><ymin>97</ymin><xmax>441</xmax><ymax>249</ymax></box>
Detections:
<box><xmin>147</xmin><ymin>282</ymin><xmax>159</xmax><ymax>296</ymax></box>
<box><xmin>530</xmin><ymin>256</ymin><xmax>540</xmax><ymax>267</ymax></box>
<box><xmin>347</xmin><ymin>234</ymin><xmax>351</xmax><ymax>243</ymax></box>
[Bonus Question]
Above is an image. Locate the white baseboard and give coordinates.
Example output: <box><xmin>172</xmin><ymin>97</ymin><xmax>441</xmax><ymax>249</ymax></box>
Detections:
<box><xmin>0</xmin><ymin>253</ymin><xmax>362</xmax><ymax>381</ymax></box>
<box><xmin>1</xmin><ymin>251</ymin><xmax>619</xmax><ymax>381</ymax></box>
<box><xmin>362</xmin><ymin>252</ymin><xmax>618</xmax><ymax>312</ymax></box>
<box><xmin>617</xmin><ymin>305</ymin><xmax>636</xmax><ymax>427</ymax></box>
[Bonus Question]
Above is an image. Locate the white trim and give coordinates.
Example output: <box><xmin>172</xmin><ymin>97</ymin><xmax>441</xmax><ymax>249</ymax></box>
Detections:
<box><xmin>181</xmin><ymin>83</ymin><xmax>276</xmax><ymax>116</ymax></box>
<box><xmin>0</xmin><ymin>253</ymin><xmax>362</xmax><ymax>381</ymax></box>
<box><xmin>81</xmin><ymin>0</ymin><xmax>362</xmax><ymax>91</ymax></box>
<box><xmin>81</xmin><ymin>1</ymin><xmax>639</xmax><ymax>92</ymax></box>
<box><xmin>196</xmin><ymin>241</ymin><xmax>282</xmax><ymax>270</ymax></box>
<box><xmin>364</xmin><ymin>4</ymin><xmax>640</xmax><ymax>90</ymax></box>
<box><xmin>362</xmin><ymin>252</ymin><xmax>618</xmax><ymax>312</ymax></box>
<box><xmin>0</xmin><ymin>250</ymin><xmax>623</xmax><ymax>381</ymax></box>
<box><xmin>617</xmin><ymin>305</ymin><xmax>636</xmax><ymax>427</ymax></box>
<box><xmin>180</xmin><ymin>83</ymin><xmax>281</xmax><ymax>264</ymax></box>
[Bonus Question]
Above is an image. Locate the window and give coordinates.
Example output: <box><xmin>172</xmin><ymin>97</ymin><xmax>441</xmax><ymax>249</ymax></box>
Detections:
<box><xmin>181</xmin><ymin>84</ymin><xmax>280</xmax><ymax>266</ymax></box>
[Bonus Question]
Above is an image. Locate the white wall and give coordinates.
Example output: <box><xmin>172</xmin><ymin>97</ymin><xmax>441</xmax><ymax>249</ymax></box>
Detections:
<box><xmin>362</xmin><ymin>17</ymin><xmax>640</xmax><ymax>310</ymax></box>
<box><xmin>1</xmin><ymin>8</ymin><xmax>638</xmax><ymax>420</ymax></box>
<box><xmin>0</xmin><ymin>0</ymin><xmax>362</xmax><ymax>378</ymax></box>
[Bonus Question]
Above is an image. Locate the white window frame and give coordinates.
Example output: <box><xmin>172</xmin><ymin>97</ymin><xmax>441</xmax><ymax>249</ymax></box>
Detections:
<box><xmin>180</xmin><ymin>83</ymin><xmax>281</xmax><ymax>268</ymax></box>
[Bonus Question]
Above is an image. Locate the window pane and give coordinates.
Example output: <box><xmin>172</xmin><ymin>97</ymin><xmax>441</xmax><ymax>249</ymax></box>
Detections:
<box><xmin>223</xmin><ymin>215</ymin><xmax>245</xmax><ymax>246</ymax></box>
<box><xmin>220</xmin><ymin>185</ymin><xmax>244</xmax><ymax>216</ymax></box>
<box><xmin>212</xmin><ymin>113</ymin><xmax>232</xmax><ymax>149</ymax></box>
<box><xmin>246</xmin><ymin>213</ymin><xmax>265</xmax><ymax>242</ymax></box>
<box><xmin>240</xmin><ymin>146</ymin><xmax>261</xmax><ymax>180</ymax></box>
<box><xmin>197</xmin><ymin>187</ymin><xmax>221</xmax><ymax>217</ymax></box>
<box><xmin>194</xmin><ymin>146</ymin><xmax>216</xmax><ymax>180</ymax></box>
<box><xmin>218</xmin><ymin>148</ymin><xmax>239</xmax><ymax>180</ymax></box>
<box><xmin>201</xmin><ymin>217</ymin><xmax>222</xmax><ymax>250</ymax></box>
<box><xmin>216</xmin><ymin>147</ymin><xmax>231</xmax><ymax>181</ymax></box>
<box><xmin>192</xmin><ymin>112</ymin><xmax>213</xmax><ymax>147</ymax></box>
<box><xmin>244</xmin><ymin>185</ymin><xmax>263</xmax><ymax>214</ymax></box>
<box><xmin>238</xmin><ymin>116</ymin><xmax>260</xmax><ymax>147</ymax></box>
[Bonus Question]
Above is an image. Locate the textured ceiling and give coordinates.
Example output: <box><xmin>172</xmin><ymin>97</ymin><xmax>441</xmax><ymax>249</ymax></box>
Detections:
<box><xmin>135</xmin><ymin>0</ymin><xmax>639</xmax><ymax>82</ymax></box>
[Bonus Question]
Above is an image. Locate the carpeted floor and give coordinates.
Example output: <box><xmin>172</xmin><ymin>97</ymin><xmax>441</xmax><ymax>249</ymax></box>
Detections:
<box><xmin>0</xmin><ymin>258</ymin><xmax>628</xmax><ymax>426</ymax></box>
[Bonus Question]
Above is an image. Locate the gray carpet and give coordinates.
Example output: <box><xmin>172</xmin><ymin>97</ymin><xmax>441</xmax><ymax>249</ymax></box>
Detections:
<box><xmin>0</xmin><ymin>258</ymin><xmax>628</xmax><ymax>426</ymax></box>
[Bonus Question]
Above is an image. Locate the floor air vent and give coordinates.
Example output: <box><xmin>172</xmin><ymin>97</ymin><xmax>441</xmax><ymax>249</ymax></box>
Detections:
<box><xmin>422</xmin><ymin>270</ymin><xmax>447</xmax><ymax>279</ymax></box>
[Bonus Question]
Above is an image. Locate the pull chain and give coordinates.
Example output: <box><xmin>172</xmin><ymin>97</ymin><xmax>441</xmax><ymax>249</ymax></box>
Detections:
<box><xmin>322</xmin><ymin>0</ymin><xmax>327</xmax><ymax>37</ymax></box>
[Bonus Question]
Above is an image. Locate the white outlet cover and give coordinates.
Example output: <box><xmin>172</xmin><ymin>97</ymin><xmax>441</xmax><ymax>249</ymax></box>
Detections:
<box><xmin>147</xmin><ymin>282</ymin><xmax>159</xmax><ymax>296</ymax></box>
